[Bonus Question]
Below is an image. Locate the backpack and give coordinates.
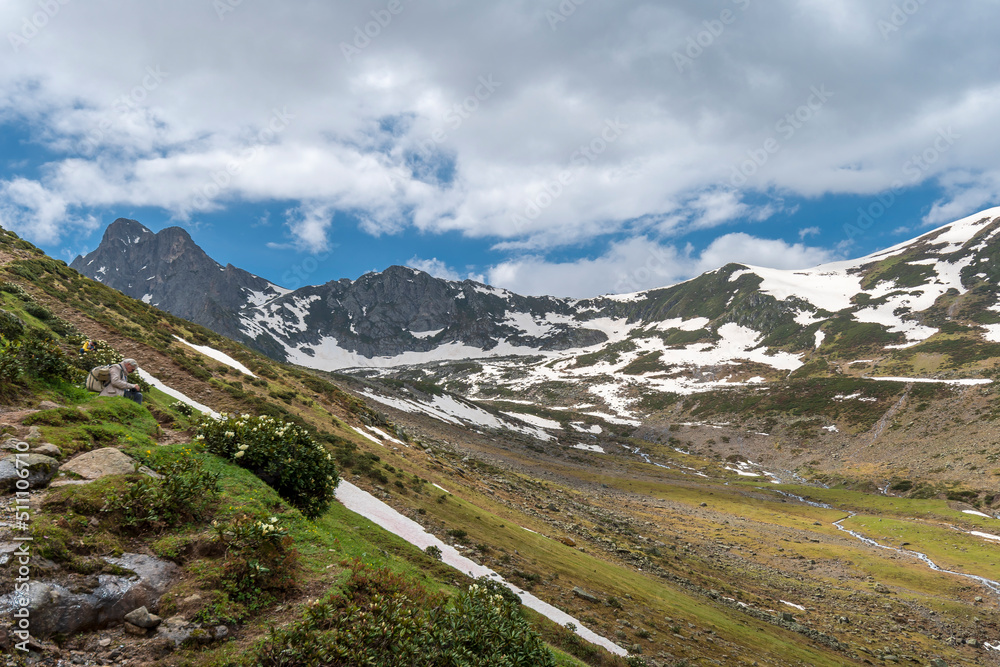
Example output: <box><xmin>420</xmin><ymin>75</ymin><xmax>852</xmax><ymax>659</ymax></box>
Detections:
<box><xmin>85</xmin><ymin>365</ymin><xmax>113</xmax><ymax>393</ymax></box>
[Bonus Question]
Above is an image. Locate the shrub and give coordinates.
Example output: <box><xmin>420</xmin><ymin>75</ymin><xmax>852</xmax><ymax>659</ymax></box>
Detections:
<box><xmin>19</xmin><ymin>331</ymin><xmax>71</xmax><ymax>382</ymax></box>
<box><xmin>103</xmin><ymin>456</ymin><xmax>221</xmax><ymax>534</ymax></box>
<box><xmin>213</xmin><ymin>514</ymin><xmax>298</xmax><ymax>607</ymax></box>
<box><xmin>71</xmin><ymin>339</ymin><xmax>122</xmax><ymax>372</ymax></box>
<box><xmin>0</xmin><ymin>281</ymin><xmax>31</xmax><ymax>300</ymax></box>
<box><xmin>171</xmin><ymin>400</ymin><xmax>196</xmax><ymax>417</ymax></box>
<box><xmin>23</xmin><ymin>302</ymin><xmax>54</xmax><ymax>321</ymax></box>
<box><xmin>197</xmin><ymin>413</ymin><xmax>339</xmax><ymax>518</ymax></box>
<box><xmin>0</xmin><ymin>310</ymin><xmax>24</xmax><ymax>340</ymax></box>
<box><xmin>0</xmin><ymin>339</ymin><xmax>23</xmax><ymax>391</ymax></box>
<box><xmin>238</xmin><ymin>564</ymin><xmax>555</xmax><ymax>667</ymax></box>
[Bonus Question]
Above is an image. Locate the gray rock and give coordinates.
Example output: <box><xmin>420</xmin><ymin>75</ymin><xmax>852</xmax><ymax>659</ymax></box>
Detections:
<box><xmin>1</xmin><ymin>437</ymin><xmax>28</xmax><ymax>452</ymax></box>
<box><xmin>30</xmin><ymin>443</ymin><xmax>62</xmax><ymax>458</ymax></box>
<box><xmin>38</xmin><ymin>401</ymin><xmax>61</xmax><ymax>410</ymax></box>
<box><xmin>124</xmin><ymin>605</ymin><xmax>162</xmax><ymax>629</ymax></box>
<box><xmin>572</xmin><ymin>587</ymin><xmax>600</xmax><ymax>603</ymax></box>
<box><xmin>26</xmin><ymin>426</ymin><xmax>42</xmax><ymax>443</ymax></box>
<box><xmin>59</xmin><ymin>448</ymin><xmax>137</xmax><ymax>479</ymax></box>
<box><xmin>929</xmin><ymin>658</ymin><xmax>948</xmax><ymax>667</ymax></box>
<box><xmin>0</xmin><ymin>452</ymin><xmax>60</xmax><ymax>490</ymax></box>
<box><xmin>0</xmin><ymin>553</ymin><xmax>178</xmax><ymax>638</ymax></box>
<box><xmin>123</xmin><ymin>622</ymin><xmax>147</xmax><ymax>636</ymax></box>
<box><xmin>157</xmin><ymin>615</ymin><xmax>196</xmax><ymax>647</ymax></box>
<box><xmin>214</xmin><ymin>625</ymin><xmax>229</xmax><ymax>641</ymax></box>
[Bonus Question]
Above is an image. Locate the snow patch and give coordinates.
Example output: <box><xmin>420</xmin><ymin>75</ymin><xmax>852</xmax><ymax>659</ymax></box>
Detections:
<box><xmin>174</xmin><ymin>337</ymin><xmax>257</xmax><ymax>377</ymax></box>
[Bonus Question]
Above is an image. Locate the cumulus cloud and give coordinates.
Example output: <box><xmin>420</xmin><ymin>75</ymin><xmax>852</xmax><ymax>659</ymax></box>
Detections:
<box><xmin>0</xmin><ymin>0</ymin><xmax>997</xmax><ymax>269</ymax></box>
<box><xmin>486</xmin><ymin>234</ymin><xmax>837</xmax><ymax>298</ymax></box>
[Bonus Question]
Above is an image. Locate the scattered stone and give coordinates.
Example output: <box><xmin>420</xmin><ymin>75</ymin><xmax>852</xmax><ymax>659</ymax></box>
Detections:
<box><xmin>124</xmin><ymin>605</ymin><xmax>162</xmax><ymax>629</ymax></box>
<box><xmin>966</xmin><ymin>638</ymin><xmax>979</xmax><ymax>647</ymax></box>
<box><xmin>30</xmin><ymin>443</ymin><xmax>62</xmax><ymax>458</ymax></box>
<box><xmin>781</xmin><ymin>612</ymin><xmax>795</xmax><ymax>623</ymax></box>
<box><xmin>0</xmin><ymin>452</ymin><xmax>60</xmax><ymax>490</ymax></box>
<box><xmin>157</xmin><ymin>615</ymin><xmax>196</xmax><ymax>647</ymax></box>
<box><xmin>214</xmin><ymin>625</ymin><xmax>229</xmax><ymax>641</ymax></box>
<box><xmin>26</xmin><ymin>425</ymin><xmax>42</xmax><ymax>442</ymax></box>
<box><xmin>559</xmin><ymin>536</ymin><xmax>577</xmax><ymax>547</ymax></box>
<box><xmin>38</xmin><ymin>401</ymin><xmax>61</xmax><ymax>410</ymax></box>
<box><xmin>59</xmin><ymin>447</ymin><xmax>137</xmax><ymax>479</ymax></box>
<box><xmin>572</xmin><ymin>587</ymin><xmax>600</xmax><ymax>603</ymax></box>
<box><xmin>97</xmin><ymin>638</ymin><xmax>111</xmax><ymax>648</ymax></box>
<box><xmin>138</xmin><ymin>465</ymin><xmax>164</xmax><ymax>479</ymax></box>
<box><xmin>929</xmin><ymin>658</ymin><xmax>948</xmax><ymax>667</ymax></box>
<box><xmin>699</xmin><ymin>502</ymin><xmax>708</xmax><ymax>507</ymax></box>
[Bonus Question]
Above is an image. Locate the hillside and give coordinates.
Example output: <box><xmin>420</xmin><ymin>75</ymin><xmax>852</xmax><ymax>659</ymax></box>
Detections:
<box><xmin>5</xmin><ymin>222</ymin><xmax>1000</xmax><ymax>666</ymax></box>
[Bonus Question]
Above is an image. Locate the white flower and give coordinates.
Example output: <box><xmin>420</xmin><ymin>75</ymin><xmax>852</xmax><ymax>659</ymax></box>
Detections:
<box><xmin>270</xmin><ymin>516</ymin><xmax>278</xmax><ymax>523</ymax></box>
<box><xmin>225</xmin><ymin>431</ymin><xmax>235</xmax><ymax>438</ymax></box>
<box><xmin>238</xmin><ymin>444</ymin><xmax>249</xmax><ymax>451</ymax></box>
<box><xmin>234</xmin><ymin>451</ymin><xmax>245</xmax><ymax>458</ymax></box>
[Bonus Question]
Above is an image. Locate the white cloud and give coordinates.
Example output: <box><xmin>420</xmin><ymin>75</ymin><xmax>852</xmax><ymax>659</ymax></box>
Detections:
<box><xmin>486</xmin><ymin>233</ymin><xmax>837</xmax><ymax>298</ymax></box>
<box><xmin>0</xmin><ymin>0</ymin><xmax>998</xmax><ymax>257</ymax></box>
<box><xmin>923</xmin><ymin>171</ymin><xmax>1000</xmax><ymax>227</ymax></box>
<box><xmin>798</xmin><ymin>226</ymin><xmax>820</xmax><ymax>239</ymax></box>
<box><xmin>407</xmin><ymin>257</ymin><xmax>461</xmax><ymax>281</ymax></box>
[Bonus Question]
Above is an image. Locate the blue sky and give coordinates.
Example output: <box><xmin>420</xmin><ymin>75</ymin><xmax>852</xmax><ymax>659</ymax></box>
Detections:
<box><xmin>1</xmin><ymin>1</ymin><xmax>997</xmax><ymax>297</ymax></box>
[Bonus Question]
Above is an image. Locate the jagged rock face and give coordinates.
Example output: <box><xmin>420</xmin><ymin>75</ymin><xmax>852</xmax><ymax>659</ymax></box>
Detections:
<box><xmin>70</xmin><ymin>219</ymin><xmax>284</xmax><ymax>345</ymax></box>
<box><xmin>71</xmin><ymin>209</ymin><xmax>1000</xmax><ymax>384</ymax></box>
<box><xmin>72</xmin><ymin>221</ymin><xmax>611</xmax><ymax>365</ymax></box>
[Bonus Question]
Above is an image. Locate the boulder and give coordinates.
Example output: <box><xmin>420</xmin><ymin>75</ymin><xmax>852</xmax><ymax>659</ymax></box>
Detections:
<box><xmin>124</xmin><ymin>605</ymin><xmax>162</xmax><ymax>629</ymax></box>
<box><xmin>26</xmin><ymin>426</ymin><xmax>42</xmax><ymax>443</ymax></box>
<box><xmin>0</xmin><ymin>452</ymin><xmax>60</xmax><ymax>490</ymax></box>
<box><xmin>572</xmin><ymin>587</ymin><xmax>600</xmax><ymax>603</ymax></box>
<box><xmin>30</xmin><ymin>443</ymin><xmax>62</xmax><ymax>458</ymax></box>
<box><xmin>1</xmin><ymin>437</ymin><xmax>27</xmax><ymax>452</ymax></box>
<box><xmin>59</xmin><ymin>448</ymin><xmax>137</xmax><ymax>479</ymax></box>
<box><xmin>38</xmin><ymin>401</ymin><xmax>61</xmax><ymax>410</ymax></box>
<box><xmin>0</xmin><ymin>553</ymin><xmax>178</xmax><ymax>638</ymax></box>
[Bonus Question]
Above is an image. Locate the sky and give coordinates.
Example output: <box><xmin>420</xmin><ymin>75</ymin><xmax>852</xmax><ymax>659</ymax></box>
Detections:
<box><xmin>1</xmin><ymin>0</ymin><xmax>998</xmax><ymax>298</ymax></box>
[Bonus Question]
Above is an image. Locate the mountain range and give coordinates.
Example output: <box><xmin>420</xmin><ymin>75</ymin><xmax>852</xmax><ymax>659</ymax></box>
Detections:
<box><xmin>73</xmin><ymin>209</ymin><xmax>1000</xmax><ymax>414</ymax></box>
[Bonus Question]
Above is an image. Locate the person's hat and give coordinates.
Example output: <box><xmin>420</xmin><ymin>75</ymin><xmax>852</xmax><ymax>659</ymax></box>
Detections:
<box><xmin>123</xmin><ymin>358</ymin><xmax>138</xmax><ymax>368</ymax></box>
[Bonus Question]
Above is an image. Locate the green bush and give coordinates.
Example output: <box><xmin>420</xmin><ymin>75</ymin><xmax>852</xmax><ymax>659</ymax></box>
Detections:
<box><xmin>171</xmin><ymin>400</ymin><xmax>196</xmax><ymax>417</ymax></box>
<box><xmin>237</xmin><ymin>563</ymin><xmax>556</xmax><ymax>667</ymax></box>
<box><xmin>102</xmin><ymin>456</ymin><xmax>221</xmax><ymax>534</ymax></box>
<box><xmin>213</xmin><ymin>513</ymin><xmax>298</xmax><ymax>608</ymax></box>
<box><xmin>0</xmin><ymin>310</ymin><xmax>24</xmax><ymax>340</ymax></box>
<box><xmin>19</xmin><ymin>331</ymin><xmax>71</xmax><ymax>382</ymax></box>
<box><xmin>0</xmin><ymin>281</ymin><xmax>31</xmax><ymax>300</ymax></box>
<box><xmin>23</xmin><ymin>302</ymin><xmax>54</xmax><ymax>321</ymax></box>
<box><xmin>197</xmin><ymin>413</ymin><xmax>339</xmax><ymax>518</ymax></box>
<box><xmin>71</xmin><ymin>338</ymin><xmax>122</xmax><ymax>372</ymax></box>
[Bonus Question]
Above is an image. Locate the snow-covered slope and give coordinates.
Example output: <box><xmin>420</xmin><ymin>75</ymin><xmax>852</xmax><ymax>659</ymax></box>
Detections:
<box><xmin>75</xmin><ymin>208</ymin><xmax>1000</xmax><ymax>423</ymax></box>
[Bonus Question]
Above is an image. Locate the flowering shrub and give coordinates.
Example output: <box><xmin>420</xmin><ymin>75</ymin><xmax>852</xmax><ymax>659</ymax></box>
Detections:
<box><xmin>103</xmin><ymin>456</ymin><xmax>221</xmax><ymax>534</ymax></box>
<box><xmin>0</xmin><ymin>310</ymin><xmax>24</xmax><ymax>340</ymax></box>
<box><xmin>239</xmin><ymin>563</ymin><xmax>556</xmax><ymax>666</ymax></box>
<box><xmin>171</xmin><ymin>400</ymin><xmax>196</xmax><ymax>417</ymax></box>
<box><xmin>197</xmin><ymin>414</ymin><xmax>339</xmax><ymax>518</ymax></box>
<box><xmin>213</xmin><ymin>513</ymin><xmax>298</xmax><ymax>606</ymax></box>
<box><xmin>70</xmin><ymin>337</ymin><xmax>122</xmax><ymax>372</ymax></box>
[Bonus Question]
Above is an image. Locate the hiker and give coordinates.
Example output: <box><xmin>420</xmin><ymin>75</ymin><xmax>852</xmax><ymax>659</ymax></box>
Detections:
<box><xmin>99</xmin><ymin>358</ymin><xmax>143</xmax><ymax>405</ymax></box>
